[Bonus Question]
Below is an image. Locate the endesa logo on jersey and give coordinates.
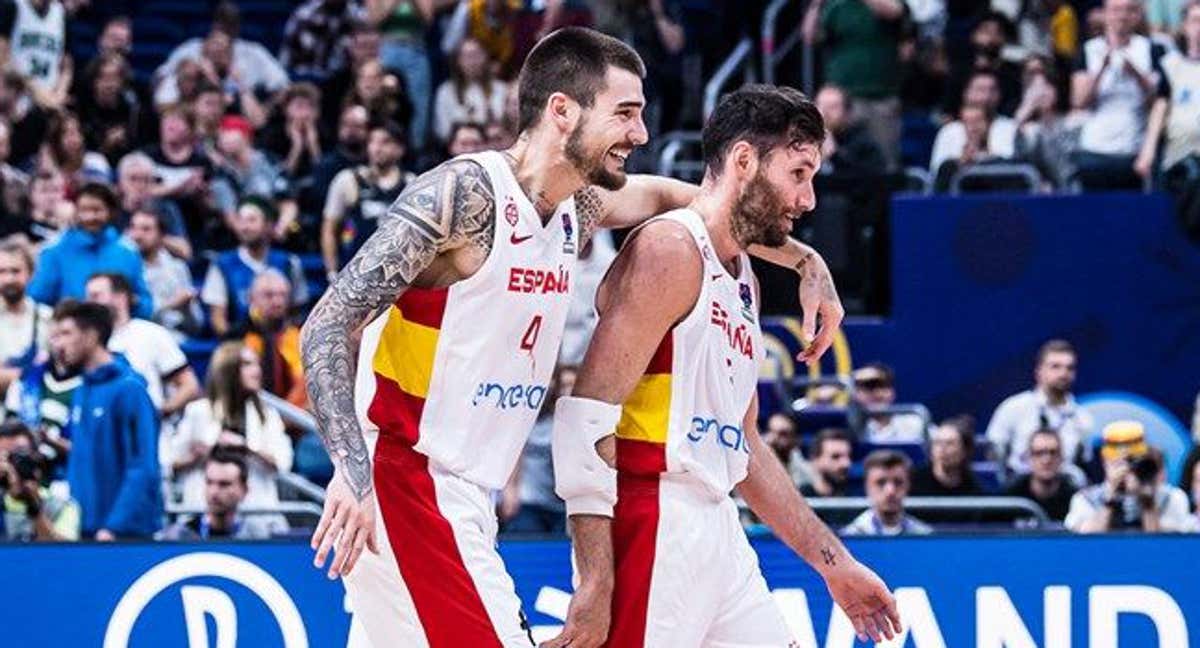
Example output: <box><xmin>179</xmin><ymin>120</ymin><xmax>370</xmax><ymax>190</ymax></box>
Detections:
<box><xmin>473</xmin><ymin>381</ymin><xmax>548</xmax><ymax>411</ymax></box>
<box><xmin>710</xmin><ymin>302</ymin><xmax>754</xmax><ymax>358</ymax></box>
<box><xmin>688</xmin><ymin>416</ymin><xmax>750</xmax><ymax>453</ymax></box>
<box><xmin>508</xmin><ymin>266</ymin><xmax>571</xmax><ymax>294</ymax></box>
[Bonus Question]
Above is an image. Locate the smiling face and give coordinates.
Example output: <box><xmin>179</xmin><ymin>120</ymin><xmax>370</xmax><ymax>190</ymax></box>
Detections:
<box><xmin>561</xmin><ymin>66</ymin><xmax>648</xmax><ymax>190</ymax></box>
<box><xmin>729</xmin><ymin>141</ymin><xmax>821</xmax><ymax>248</ymax></box>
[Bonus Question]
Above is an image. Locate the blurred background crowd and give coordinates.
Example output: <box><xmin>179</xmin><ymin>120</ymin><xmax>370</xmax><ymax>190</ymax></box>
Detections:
<box><xmin>0</xmin><ymin>0</ymin><xmax>1197</xmax><ymax>544</ymax></box>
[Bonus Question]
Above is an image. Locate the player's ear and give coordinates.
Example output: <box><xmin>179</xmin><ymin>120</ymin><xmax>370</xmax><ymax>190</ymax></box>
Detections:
<box><xmin>546</xmin><ymin>92</ymin><xmax>579</xmax><ymax>135</ymax></box>
<box><xmin>729</xmin><ymin>140</ymin><xmax>758</xmax><ymax>181</ymax></box>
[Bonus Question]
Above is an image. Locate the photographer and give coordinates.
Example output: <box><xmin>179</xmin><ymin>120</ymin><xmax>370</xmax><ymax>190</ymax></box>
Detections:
<box><xmin>0</xmin><ymin>421</ymin><xmax>79</xmax><ymax>541</ymax></box>
<box><xmin>1066</xmin><ymin>421</ymin><xmax>1193</xmax><ymax>533</ymax></box>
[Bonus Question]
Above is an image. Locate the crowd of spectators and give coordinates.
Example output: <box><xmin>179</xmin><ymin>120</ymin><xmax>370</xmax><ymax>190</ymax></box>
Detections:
<box><xmin>795</xmin><ymin>0</ymin><xmax>1200</xmax><ymax>203</ymax></box>
<box><xmin>0</xmin><ymin>0</ymin><xmax>1196</xmax><ymax>544</ymax></box>
<box><xmin>763</xmin><ymin>339</ymin><xmax>1200</xmax><ymax>536</ymax></box>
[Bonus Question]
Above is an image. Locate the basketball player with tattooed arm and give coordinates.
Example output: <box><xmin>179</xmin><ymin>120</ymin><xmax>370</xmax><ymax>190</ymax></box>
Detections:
<box><xmin>545</xmin><ymin>86</ymin><xmax>901</xmax><ymax>648</ymax></box>
<box><xmin>301</xmin><ymin>29</ymin><xmax>845</xmax><ymax>648</ymax></box>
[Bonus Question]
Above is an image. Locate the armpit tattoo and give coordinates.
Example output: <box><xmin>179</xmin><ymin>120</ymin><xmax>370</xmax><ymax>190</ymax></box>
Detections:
<box><xmin>575</xmin><ymin>186</ymin><xmax>604</xmax><ymax>250</ymax></box>
<box><xmin>300</xmin><ymin>160</ymin><xmax>495</xmax><ymax>499</ymax></box>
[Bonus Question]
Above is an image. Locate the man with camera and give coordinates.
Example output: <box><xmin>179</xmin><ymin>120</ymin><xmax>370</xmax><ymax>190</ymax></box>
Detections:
<box><xmin>0</xmin><ymin>421</ymin><xmax>79</xmax><ymax>541</ymax></box>
<box><xmin>1066</xmin><ymin>421</ymin><xmax>1194</xmax><ymax>533</ymax></box>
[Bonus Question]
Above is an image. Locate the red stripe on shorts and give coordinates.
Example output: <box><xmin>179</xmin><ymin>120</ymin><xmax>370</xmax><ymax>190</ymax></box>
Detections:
<box><xmin>604</xmin><ymin>472</ymin><xmax>661</xmax><ymax>648</ymax></box>
<box><xmin>374</xmin><ymin>435</ymin><xmax>503</xmax><ymax>648</ymax></box>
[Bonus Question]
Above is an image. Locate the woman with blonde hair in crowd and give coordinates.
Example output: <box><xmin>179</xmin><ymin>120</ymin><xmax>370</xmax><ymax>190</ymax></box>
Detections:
<box><xmin>167</xmin><ymin>341</ymin><xmax>292</xmax><ymax>527</ymax></box>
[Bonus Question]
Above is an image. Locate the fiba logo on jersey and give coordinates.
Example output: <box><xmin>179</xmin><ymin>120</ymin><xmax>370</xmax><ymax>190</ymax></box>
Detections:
<box><xmin>103</xmin><ymin>552</ymin><xmax>308</xmax><ymax>648</ymax></box>
<box><xmin>738</xmin><ymin>283</ymin><xmax>755</xmax><ymax>323</ymax></box>
<box><xmin>505</xmin><ymin>199</ymin><xmax>519</xmax><ymax>226</ymax></box>
<box><xmin>561</xmin><ymin>213</ymin><xmax>575</xmax><ymax>254</ymax></box>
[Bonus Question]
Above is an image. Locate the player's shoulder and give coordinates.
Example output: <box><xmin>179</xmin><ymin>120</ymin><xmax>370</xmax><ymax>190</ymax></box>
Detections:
<box><xmin>406</xmin><ymin>156</ymin><xmax>495</xmax><ymax>204</ymax></box>
<box><xmin>622</xmin><ymin>218</ymin><xmax>702</xmax><ymax>270</ymax></box>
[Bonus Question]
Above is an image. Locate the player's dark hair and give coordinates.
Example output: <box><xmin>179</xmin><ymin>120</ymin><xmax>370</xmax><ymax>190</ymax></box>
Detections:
<box><xmin>517</xmin><ymin>27</ymin><xmax>646</xmax><ymax>133</ymax></box>
<box><xmin>702</xmin><ymin>84</ymin><xmax>824</xmax><ymax>176</ymax></box>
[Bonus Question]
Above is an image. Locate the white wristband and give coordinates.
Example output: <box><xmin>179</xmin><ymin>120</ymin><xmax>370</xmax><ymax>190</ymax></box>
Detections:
<box><xmin>552</xmin><ymin>396</ymin><xmax>622</xmax><ymax>518</ymax></box>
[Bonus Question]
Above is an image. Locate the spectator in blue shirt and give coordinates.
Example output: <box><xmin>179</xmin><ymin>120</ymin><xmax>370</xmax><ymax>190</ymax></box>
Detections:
<box><xmin>50</xmin><ymin>300</ymin><xmax>161</xmax><ymax>540</ymax></box>
<box><xmin>200</xmin><ymin>196</ymin><xmax>308</xmax><ymax>336</ymax></box>
<box><xmin>27</xmin><ymin>183</ymin><xmax>153</xmax><ymax>318</ymax></box>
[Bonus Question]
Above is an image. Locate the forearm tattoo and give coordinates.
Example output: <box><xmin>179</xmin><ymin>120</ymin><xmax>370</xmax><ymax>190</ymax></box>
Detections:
<box><xmin>301</xmin><ymin>159</ymin><xmax>495</xmax><ymax>499</ymax></box>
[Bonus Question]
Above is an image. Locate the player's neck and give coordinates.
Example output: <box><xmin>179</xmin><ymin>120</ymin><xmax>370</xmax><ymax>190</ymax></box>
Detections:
<box><xmin>506</xmin><ymin>133</ymin><xmax>585</xmax><ymax>222</ymax></box>
<box><xmin>690</xmin><ymin>178</ymin><xmax>744</xmax><ymax>271</ymax></box>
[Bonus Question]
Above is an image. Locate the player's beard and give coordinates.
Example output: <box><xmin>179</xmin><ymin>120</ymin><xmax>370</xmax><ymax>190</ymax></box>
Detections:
<box><xmin>730</xmin><ymin>171</ymin><xmax>791</xmax><ymax>248</ymax></box>
<box><xmin>565</xmin><ymin>116</ymin><xmax>627</xmax><ymax>191</ymax></box>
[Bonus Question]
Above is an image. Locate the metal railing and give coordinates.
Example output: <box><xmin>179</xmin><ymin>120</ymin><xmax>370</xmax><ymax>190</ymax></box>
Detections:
<box><xmin>757</xmin><ymin>496</ymin><xmax>1053</xmax><ymax>528</ymax></box>
<box><xmin>165</xmin><ymin>501</ymin><xmax>325</xmax><ymax>522</ymax></box>
<box><xmin>762</xmin><ymin>0</ymin><xmax>805</xmax><ymax>86</ymax></box>
<box><xmin>949</xmin><ymin>163</ymin><xmax>1044</xmax><ymax>195</ymax></box>
<box><xmin>656</xmin><ymin>130</ymin><xmax>705</xmax><ymax>181</ymax></box>
<box><xmin>704</xmin><ymin>37</ymin><xmax>756</xmax><ymax>120</ymax></box>
<box><xmin>904</xmin><ymin>166</ymin><xmax>933</xmax><ymax>195</ymax></box>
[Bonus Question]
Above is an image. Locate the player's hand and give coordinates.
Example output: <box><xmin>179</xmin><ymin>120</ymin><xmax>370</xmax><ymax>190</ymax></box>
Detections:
<box><xmin>311</xmin><ymin>470</ymin><xmax>380</xmax><ymax>579</ymax></box>
<box><xmin>796</xmin><ymin>250</ymin><xmax>844</xmax><ymax>364</ymax></box>
<box><xmin>540</xmin><ymin>579</ymin><xmax>613</xmax><ymax>648</ymax></box>
<box><xmin>824</xmin><ymin>559</ymin><xmax>901</xmax><ymax>643</ymax></box>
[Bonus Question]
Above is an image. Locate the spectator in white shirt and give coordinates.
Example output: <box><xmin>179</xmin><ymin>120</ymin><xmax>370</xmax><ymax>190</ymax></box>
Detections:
<box><xmin>1136</xmin><ymin>2</ymin><xmax>1200</xmax><ymax>181</ymax></box>
<box><xmin>432</xmin><ymin>37</ymin><xmax>508</xmax><ymax>144</ymax></box>
<box><xmin>842</xmin><ymin>450</ymin><xmax>933</xmax><ymax>536</ymax></box>
<box><xmin>124</xmin><ymin>207</ymin><xmax>202</xmax><ymax>339</ymax></box>
<box><xmin>84</xmin><ymin>272</ymin><xmax>200</xmax><ymax>418</ymax></box>
<box><xmin>1066</xmin><ymin>422</ymin><xmax>1194</xmax><ymax>533</ymax></box>
<box><xmin>986</xmin><ymin>339</ymin><xmax>1094</xmax><ymax>482</ymax></box>
<box><xmin>1070</xmin><ymin>0</ymin><xmax>1166</xmax><ymax>190</ymax></box>
<box><xmin>152</xmin><ymin>2</ymin><xmax>289</xmax><ymax>109</ymax></box>
<box><xmin>930</xmin><ymin>70</ymin><xmax>1018</xmax><ymax>180</ymax></box>
<box><xmin>852</xmin><ymin>363</ymin><xmax>929</xmax><ymax>444</ymax></box>
<box><xmin>0</xmin><ymin>241</ymin><xmax>50</xmax><ymax>393</ymax></box>
<box><xmin>168</xmin><ymin>340</ymin><xmax>292</xmax><ymax>521</ymax></box>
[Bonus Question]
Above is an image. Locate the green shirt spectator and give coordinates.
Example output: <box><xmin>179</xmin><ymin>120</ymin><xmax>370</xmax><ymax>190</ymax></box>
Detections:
<box><xmin>818</xmin><ymin>0</ymin><xmax>905</xmax><ymax>100</ymax></box>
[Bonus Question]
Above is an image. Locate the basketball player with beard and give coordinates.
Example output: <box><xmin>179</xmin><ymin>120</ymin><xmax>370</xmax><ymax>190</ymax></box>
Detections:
<box><xmin>546</xmin><ymin>86</ymin><xmax>901</xmax><ymax>648</ymax></box>
<box><xmin>301</xmin><ymin>29</ymin><xmax>845</xmax><ymax>647</ymax></box>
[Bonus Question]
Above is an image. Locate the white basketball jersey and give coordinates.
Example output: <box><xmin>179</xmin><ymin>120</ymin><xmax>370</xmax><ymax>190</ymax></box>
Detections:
<box><xmin>10</xmin><ymin>0</ymin><xmax>63</xmax><ymax>92</ymax></box>
<box><xmin>355</xmin><ymin>151</ymin><xmax>580</xmax><ymax>489</ymax></box>
<box><xmin>613</xmin><ymin>209</ymin><xmax>764</xmax><ymax>499</ymax></box>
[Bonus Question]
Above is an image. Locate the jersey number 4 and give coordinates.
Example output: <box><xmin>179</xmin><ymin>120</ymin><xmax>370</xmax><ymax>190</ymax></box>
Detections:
<box><xmin>520</xmin><ymin>315</ymin><xmax>543</xmax><ymax>352</ymax></box>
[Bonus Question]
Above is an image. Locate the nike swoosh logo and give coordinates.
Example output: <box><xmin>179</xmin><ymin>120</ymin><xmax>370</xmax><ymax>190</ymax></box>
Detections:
<box><xmin>711</xmin><ymin>274</ymin><xmax>723</xmax><ymax>281</ymax></box>
<box><xmin>511</xmin><ymin>232</ymin><xmax>534</xmax><ymax>244</ymax></box>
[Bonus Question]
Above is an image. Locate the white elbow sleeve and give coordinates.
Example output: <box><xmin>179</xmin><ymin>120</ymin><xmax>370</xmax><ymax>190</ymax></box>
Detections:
<box><xmin>551</xmin><ymin>396</ymin><xmax>622</xmax><ymax>518</ymax></box>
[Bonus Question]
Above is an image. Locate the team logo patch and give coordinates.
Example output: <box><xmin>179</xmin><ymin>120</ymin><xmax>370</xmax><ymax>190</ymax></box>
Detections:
<box><xmin>561</xmin><ymin>213</ymin><xmax>576</xmax><ymax>254</ymax></box>
<box><xmin>505</xmin><ymin>199</ymin><xmax>519</xmax><ymax>226</ymax></box>
<box><xmin>739</xmin><ymin>283</ymin><xmax>756</xmax><ymax>323</ymax></box>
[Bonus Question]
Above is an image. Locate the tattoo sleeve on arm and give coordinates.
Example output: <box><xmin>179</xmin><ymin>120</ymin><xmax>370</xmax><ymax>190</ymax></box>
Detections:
<box><xmin>300</xmin><ymin>160</ymin><xmax>495</xmax><ymax>499</ymax></box>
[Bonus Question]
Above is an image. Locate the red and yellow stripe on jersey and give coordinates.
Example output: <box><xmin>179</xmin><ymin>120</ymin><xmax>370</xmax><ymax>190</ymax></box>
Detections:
<box><xmin>615</xmin><ymin>333</ymin><xmax>673</xmax><ymax>475</ymax></box>
<box><xmin>366</xmin><ymin>287</ymin><xmax>449</xmax><ymax>446</ymax></box>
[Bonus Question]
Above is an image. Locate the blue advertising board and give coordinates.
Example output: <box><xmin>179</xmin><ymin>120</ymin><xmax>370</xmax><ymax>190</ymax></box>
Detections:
<box><xmin>1</xmin><ymin>535</ymin><xmax>1196</xmax><ymax>647</ymax></box>
<box><xmin>760</xmin><ymin>193</ymin><xmax>1200</xmax><ymax>444</ymax></box>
